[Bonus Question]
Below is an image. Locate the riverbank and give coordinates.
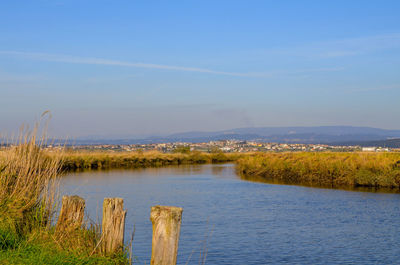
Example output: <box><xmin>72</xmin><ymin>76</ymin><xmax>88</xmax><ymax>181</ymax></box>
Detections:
<box><xmin>59</xmin><ymin>150</ymin><xmax>242</xmax><ymax>171</ymax></box>
<box><xmin>0</xmin><ymin>137</ymin><xmax>130</xmax><ymax>265</ymax></box>
<box><xmin>0</xmin><ymin>230</ymin><xmax>127</xmax><ymax>265</ymax></box>
<box><xmin>236</xmin><ymin>152</ymin><xmax>400</xmax><ymax>190</ymax></box>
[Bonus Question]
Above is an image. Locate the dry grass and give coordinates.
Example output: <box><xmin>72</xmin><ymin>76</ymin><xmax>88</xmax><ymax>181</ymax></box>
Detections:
<box><xmin>59</xmin><ymin>150</ymin><xmax>241</xmax><ymax>171</ymax></box>
<box><xmin>0</xmin><ymin>122</ymin><xmax>129</xmax><ymax>264</ymax></box>
<box><xmin>0</xmin><ymin>125</ymin><xmax>61</xmax><ymax>234</ymax></box>
<box><xmin>236</xmin><ymin>152</ymin><xmax>400</xmax><ymax>190</ymax></box>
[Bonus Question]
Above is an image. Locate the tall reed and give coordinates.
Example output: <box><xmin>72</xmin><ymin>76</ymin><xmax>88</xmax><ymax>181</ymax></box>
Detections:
<box><xmin>0</xmin><ymin>124</ymin><xmax>61</xmax><ymax>234</ymax></box>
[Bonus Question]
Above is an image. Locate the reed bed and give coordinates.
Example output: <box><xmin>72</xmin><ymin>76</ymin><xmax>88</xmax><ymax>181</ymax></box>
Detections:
<box><xmin>236</xmin><ymin>152</ymin><xmax>400</xmax><ymax>190</ymax></box>
<box><xmin>0</xmin><ymin>127</ymin><xmax>60</xmax><ymax>234</ymax></box>
<box><xmin>59</xmin><ymin>150</ymin><xmax>242</xmax><ymax>171</ymax></box>
<box><xmin>0</xmin><ymin>127</ymin><xmax>129</xmax><ymax>264</ymax></box>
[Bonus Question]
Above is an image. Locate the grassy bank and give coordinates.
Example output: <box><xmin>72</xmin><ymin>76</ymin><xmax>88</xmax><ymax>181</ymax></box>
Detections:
<box><xmin>0</xmin><ymin>229</ymin><xmax>127</xmax><ymax>265</ymax></box>
<box><xmin>0</xmin><ymin>132</ymin><xmax>129</xmax><ymax>264</ymax></box>
<box><xmin>236</xmin><ymin>152</ymin><xmax>400</xmax><ymax>190</ymax></box>
<box><xmin>59</xmin><ymin>150</ymin><xmax>242</xmax><ymax>171</ymax></box>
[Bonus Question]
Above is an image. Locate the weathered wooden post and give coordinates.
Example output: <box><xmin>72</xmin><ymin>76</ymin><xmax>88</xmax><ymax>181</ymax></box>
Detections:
<box><xmin>150</xmin><ymin>205</ymin><xmax>183</xmax><ymax>265</ymax></box>
<box><xmin>56</xmin><ymin>195</ymin><xmax>85</xmax><ymax>233</ymax></box>
<box><xmin>101</xmin><ymin>198</ymin><xmax>127</xmax><ymax>254</ymax></box>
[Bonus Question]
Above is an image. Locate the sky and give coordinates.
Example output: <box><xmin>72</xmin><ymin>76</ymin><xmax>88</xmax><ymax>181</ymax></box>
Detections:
<box><xmin>1</xmin><ymin>0</ymin><xmax>400</xmax><ymax>138</ymax></box>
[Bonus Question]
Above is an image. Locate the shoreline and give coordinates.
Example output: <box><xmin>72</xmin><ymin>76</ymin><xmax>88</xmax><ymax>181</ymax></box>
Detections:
<box><xmin>236</xmin><ymin>152</ymin><xmax>400</xmax><ymax>191</ymax></box>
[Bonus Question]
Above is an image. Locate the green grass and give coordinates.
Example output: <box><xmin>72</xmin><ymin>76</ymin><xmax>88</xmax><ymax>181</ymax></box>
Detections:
<box><xmin>0</xmin><ymin>229</ymin><xmax>126</xmax><ymax>265</ymax></box>
<box><xmin>236</xmin><ymin>152</ymin><xmax>400</xmax><ymax>190</ymax></box>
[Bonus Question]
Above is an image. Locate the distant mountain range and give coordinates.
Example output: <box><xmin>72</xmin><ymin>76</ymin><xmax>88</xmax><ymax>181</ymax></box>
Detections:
<box><xmin>66</xmin><ymin>126</ymin><xmax>400</xmax><ymax>147</ymax></box>
<box><xmin>335</xmin><ymin>138</ymin><xmax>400</xmax><ymax>148</ymax></box>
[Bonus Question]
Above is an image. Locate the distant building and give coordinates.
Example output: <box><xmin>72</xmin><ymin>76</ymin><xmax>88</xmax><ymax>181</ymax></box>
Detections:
<box><xmin>362</xmin><ymin>147</ymin><xmax>377</xmax><ymax>152</ymax></box>
<box><xmin>377</xmin><ymin>147</ymin><xmax>390</xmax><ymax>152</ymax></box>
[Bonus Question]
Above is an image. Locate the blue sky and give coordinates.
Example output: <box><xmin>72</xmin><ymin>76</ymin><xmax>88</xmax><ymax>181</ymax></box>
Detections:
<box><xmin>1</xmin><ymin>1</ymin><xmax>400</xmax><ymax>137</ymax></box>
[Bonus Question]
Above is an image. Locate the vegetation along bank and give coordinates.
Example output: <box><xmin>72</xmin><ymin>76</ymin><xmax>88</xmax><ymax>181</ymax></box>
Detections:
<box><xmin>58</xmin><ymin>150</ymin><xmax>242</xmax><ymax>171</ymax></box>
<box><xmin>0</xmin><ymin>135</ymin><xmax>129</xmax><ymax>265</ymax></box>
<box><xmin>236</xmin><ymin>152</ymin><xmax>400</xmax><ymax>190</ymax></box>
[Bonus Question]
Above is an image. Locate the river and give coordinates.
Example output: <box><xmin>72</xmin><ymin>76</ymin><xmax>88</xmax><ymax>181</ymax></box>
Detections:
<box><xmin>61</xmin><ymin>163</ymin><xmax>400</xmax><ymax>264</ymax></box>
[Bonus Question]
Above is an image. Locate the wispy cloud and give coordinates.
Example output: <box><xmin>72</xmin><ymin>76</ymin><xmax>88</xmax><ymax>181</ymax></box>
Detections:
<box><xmin>245</xmin><ymin>67</ymin><xmax>344</xmax><ymax>78</ymax></box>
<box><xmin>256</xmin><ymin>33</ymin><xmax>400</xmax><ymax>59</ymax></box>
<box><xmin>315</xmin><ymin>33</ymin><xmax>400</xmax><ymax>58</ymax></box>
<box><xmin>0</xmin><ymin>51</ymin><xmax>253</xmax><ymax>77</ymax></box>
<box><xmin>0</xmin><ymin>50</ymin><xmax>343</xmax><ymax>77</ymax></box>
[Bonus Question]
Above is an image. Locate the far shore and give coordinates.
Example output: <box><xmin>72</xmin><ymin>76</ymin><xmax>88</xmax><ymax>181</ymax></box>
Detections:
<box><xmin>40</xmin><ymin>149</ymin><xmax>400</xmax><ymax>191</ymax></box>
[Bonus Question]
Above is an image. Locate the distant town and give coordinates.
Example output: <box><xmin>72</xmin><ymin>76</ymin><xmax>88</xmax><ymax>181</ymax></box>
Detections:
<box><xmin>42</xmin><ymin>140</ymin><xmax>399</xmax><ymax>153</ymax></box>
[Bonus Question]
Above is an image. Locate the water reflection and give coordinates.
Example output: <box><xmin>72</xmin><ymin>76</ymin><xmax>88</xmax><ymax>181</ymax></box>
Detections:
<box><xmin>61</xmin><ymin>164</ymin><xmax>400</xmax><ymax>265</ymax></box>
<box><xmin>239</xmin><ymin>173</ymin><xmax>400</xmax><ymax>194</ymax></box>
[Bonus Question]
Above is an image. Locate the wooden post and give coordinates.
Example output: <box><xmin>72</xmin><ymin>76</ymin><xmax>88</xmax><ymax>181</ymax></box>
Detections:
<box><xmin>56</xmin><ymin>195</ymin><xmax>85</xmax><ymax>233</ymax></box>
<box><xmin>150</xmin><ymin>205</ymin><xmax>183</xmax><ymax>265</ymax></box>
<box><xmin>101</xmin><ymin>198</ymin><xmax>127</xmax><ymax>254</ymax></box>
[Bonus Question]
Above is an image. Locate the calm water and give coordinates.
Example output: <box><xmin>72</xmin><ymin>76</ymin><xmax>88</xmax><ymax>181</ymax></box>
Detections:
<box><xmin>61</xmin><ymin>164</ymin><xmax>400</xmax><ymax>265</ymax></box>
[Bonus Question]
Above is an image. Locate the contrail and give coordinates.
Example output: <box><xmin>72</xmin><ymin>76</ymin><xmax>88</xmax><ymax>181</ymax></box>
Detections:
<box><xmin>0</xmin><ymin>50</ymin><xmax>250</xmax><ymax>77</ymax></box>
<box><xmin>0</xmin><ymin>50</ymin><xmax>345</xmax><ymax>77</ymax></box>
